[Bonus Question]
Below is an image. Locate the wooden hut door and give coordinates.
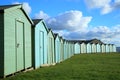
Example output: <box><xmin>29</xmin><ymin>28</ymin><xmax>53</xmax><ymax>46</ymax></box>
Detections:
<box><xmin>39</xmin><ymin>31</ymin><xmax>44</xmax><ymax>64</ymax></box>
<box><xmin>57</xmin><ymin>41</ymin><xmax>59</xmax><ymax>62</ymax></box>
<box><xmin>16</xmin><ymin>21</ymin><xmax>24</xmax><ymax>71</ymax></box>
<box><xmin>51</xmin><ymin>38</ymin><xmax>53</xmax><ymax>63</ymax></box>
<box><xmin>48</xmin><ymin>38</ymin><xmax>52</xmax><ymax>64</ymax></box>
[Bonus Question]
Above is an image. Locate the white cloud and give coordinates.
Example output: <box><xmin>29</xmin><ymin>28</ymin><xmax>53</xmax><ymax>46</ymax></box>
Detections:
<box><xmin>53</xmin><ymin>30</ymin><xmax>70</xmax><ymax>38</ymax></box>
<box><xmin>46</xmin><ymin>10</ymin><xmax>92</xmax><ymax>31</ymax></box>
<box><xmin>34</xmin><ymin>10</ymin><xmax>120</xmax><ymax>46</ymax></box>
<box><xmin>84</xmin><ymin>0</ymin><xmax>111</xmax><ymax>9</ymax></box>
<box><xmin>101</xmin><ymin>4</ymin><xmax>113</xmax><ymax>14</ymax></box>
<box><xmin>90</xmin><ymin>26</ymin><xmax>110</xmax><ymax>33</ymax></box>
<box><xmin>64</xmin><ymin>25</ymin><xmax>120</xmax><ymax>46</ymax></box>
<box><xmin>84</xmin><ymin>0</ymin><xmax>120</xmax><ymax>14</ymax></box>
<box><xmin>13</xmin><ymin>2</ymin><xmax>31</xmax><ymax>14</ymax></box>
<box><xmin>34</xmin><ymin>10</ymin><xmax>92</xmax><ymax>31</ymax></box>
<box><xmin>34</xmin><ymin>11</ymin><xmax>50</xmax><ymax>20</ymax></box>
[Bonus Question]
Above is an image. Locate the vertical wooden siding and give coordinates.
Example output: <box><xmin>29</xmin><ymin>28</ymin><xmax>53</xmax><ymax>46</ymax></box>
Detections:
<box><xmin>4</xmin><ymin>8</ymin><xmax>32</xmax><ymax>76</ymax></box>
<box><xmin>75</xmin><ymin>43</ymin><xmax>80</xmax><ymax>54</ymax></box>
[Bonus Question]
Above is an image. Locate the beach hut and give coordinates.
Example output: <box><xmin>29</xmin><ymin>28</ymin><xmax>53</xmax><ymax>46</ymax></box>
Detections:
<box><xmin>69</xmin><ymin>40</ymin><xmax>74</xmax><ymax>57</ymax></box>
<box><xmin>63</xmin><ymin>39</ymin><xmax>67</xmax><ymax>60</ymax></box>
<box><xmin>70</xmin><ymin>42</ymin><xmax>72</xmax><ymax>56</ymax></box>
<box><xmin>91</xmin><ymin>43</ymin><xmax>96</xmax><ymax>53</ymax></box>
<box><xmin>66</xmin><ymin>40</ymin><xmax>69</xmax><ymax>59</ymax></box>
<box><xmin>54</xmin><ymin>33</ymin><xmax>60</xmax><ymax>63</ymax></box>
<box><xmin>96</xmin><ymin>43</ymin><xmax>101</xmax><ymax>53</ymax></box>
<box><xmin>80</xmin><ymin>42</ymin><xmax>86</xmax><ymax>53</ymax></box>
<box><xmin>48</xmin><ymin>29</ymin><xmax>55</xmax><ymax>65</ymax></box>
<box><xmin>86</xmin><ymin>43</ymin><xmax>92</xmax><ymax>53</ymax></box>
<box><xmin>0</xmin><ymin>4</ymin><xmax>33</xmax><ymax>77</ymax></box>
<box><xmin>72</xmin><ymin>42</ymin><xmax>75</xmax><ymax>56</ymax></box>
<box><xmin>68</xmin><ymin>41</ymin><xmax>71</xmax><ymax>57</ymax></box>
<box><xmin>101</xmin><ymin>44</ymin><xmax>105</xmax><ymax>53</ymax></box>
<box><xmin>112</xmin><ymin>44</ymin><xmax>116</xmax><ymax>52</ymax></box>
<box><xmin>32</xmin><ymin>19</ymin><xmax>48</xmax><ymax>68</ymax></box>
<box><xmin>74</xmin><ymin>42</ymin><xmax>80</xmax><ymax>54</ymax></box>
<box><xmin>87</xmin><ymin>39</ymin><xmax>104</xmax><ymax>53</ymax></box>
<box><xmin>68</xmin><ymin>41</ymin><xmax>71</xmax><ymax>58</ymax></box>
<box><xmin>60</xmin><ymin>37</ymin><xmax>64</xmax><ymax>62</ymax></box>
<box><xmin>109</xmin><ymin>44</ymin><xmax>113</xmax><ymax>52</ymax></box>
<box><xmin>105</xmin><ymin>44</ymin><xmax>109</xmax><ymax>53</ymax></box>
<box><xmin>69</xmin><ymin>41</ymin><xmax>74</xmax><ymax>57</ymax></box>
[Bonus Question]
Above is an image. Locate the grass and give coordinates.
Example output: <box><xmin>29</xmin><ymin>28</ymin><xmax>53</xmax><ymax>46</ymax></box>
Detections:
<box><xmin>1</xmin><ymin>53</ymin><xmax>120</xmax><ymax>80</ymax></box>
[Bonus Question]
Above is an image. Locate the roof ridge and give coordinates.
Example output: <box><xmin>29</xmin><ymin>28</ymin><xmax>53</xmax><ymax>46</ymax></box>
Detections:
<box><xmin>0</xmin><ymin>4</ymin><xmax>21</xmax><ymax>10</ymax></box>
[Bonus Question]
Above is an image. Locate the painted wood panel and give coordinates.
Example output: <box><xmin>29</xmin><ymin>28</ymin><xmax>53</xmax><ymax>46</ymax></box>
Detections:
<box><xmin>101</xmin><ymin>44</ymin><xmax>105</xmax><ymax>53</ymax></box>
<box><xmin>16</xmin><ymin>21</ymin><xmax>24</xmax><ymax>71</ymax></box>
<box><xmin>68</xmin><ymin>41</ymin><xmax>71</xmax><ymax>58</ymax></box>
<box><xmin>86</xmin><ymin>43</ymin><xmax>91</xmax><ymax>53</ymax></box>
<box><xmin>96</xmin><ymin>44</ymin><xmax>101</xmax><ymax>53</ymax></box>
<box><xmin>60</xmin><ymin>37</ymin><xmax>64</xmax><ymax>62</ymax></box>
<box><xmin>72</xmin><ymin>42</ymin><xmax>74</xmax><ymax>56</ymax></box>
<box><xmin>105</xmin><ymin>44</ymin><xmax>109</xmax><ymax>53</ymax></box>
<box><xmin>75</xmin><ymin>42</ymin><xmax>80</xmax><ymax>54</ymax></box>
<box><xmin>80</xmin><ymin>43</ymin><xmax>86</xmax><ymax>53</ymax></box>
<box><xmin>54</xmin><ymin>34</ymin><xmax>60</xmax><ymax>63</ymax></box>
<box><xmin>48</xmin><ymin>29</ymin><xmax>55</xmax><ymax>65</ymax></box>
<box><xmin>0</xmin><ymin>4</ymin><xmax>33</xmax><ymax>77</ymax></box>
<box><xmin>113</xmin><ymin>45</ymin><xmax>116</xmax><ymax>52</ymax></box>
<box><xmin>66</xmin><ymin>41</ymin><xmax>69</xmax><ymax>59</ymax></box>
<box><xmin>63</xmin><ymin>40</ymin><xmax>67</xmax><ymax>60</ymax></box>
<box><xmin>32</xmin><ymin>19</ymin><xmax>48</xmax><ymax>68</ymax></box>
<box><xmin>91</xmin><ymin>43</ymin><xmax>96</xmax><ymax>53</ymax></box>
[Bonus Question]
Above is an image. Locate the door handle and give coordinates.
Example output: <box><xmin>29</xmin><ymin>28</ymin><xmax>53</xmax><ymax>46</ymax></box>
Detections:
<box><xmin>16</xmin><ymin>43</ymin><xmax>20</xmax><ymax>48</ymax></box>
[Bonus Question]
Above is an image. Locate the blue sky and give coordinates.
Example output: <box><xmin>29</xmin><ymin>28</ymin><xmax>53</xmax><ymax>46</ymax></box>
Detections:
<box><xmin>0</xmin><ymin>0</ymin><xmax>120</xmax><ymax>46</ymax></box>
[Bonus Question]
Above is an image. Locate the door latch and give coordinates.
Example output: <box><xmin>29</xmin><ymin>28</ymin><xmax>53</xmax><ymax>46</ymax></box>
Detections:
<box><xmin>16</xmin><ymin>43</ymin><xmax>20</xmax><ymax>48</ymax></box>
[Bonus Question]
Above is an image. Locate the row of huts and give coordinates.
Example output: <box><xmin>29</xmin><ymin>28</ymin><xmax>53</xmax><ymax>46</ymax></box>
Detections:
<box><xmin>0</xmin><ymin>4</ymin><xmax>116</xmax><ymax>77</ymax></box>
<box><xmin>73</xmin><ymin>39</ymin><xmax>116</xmax><ymax>54</ymax></box>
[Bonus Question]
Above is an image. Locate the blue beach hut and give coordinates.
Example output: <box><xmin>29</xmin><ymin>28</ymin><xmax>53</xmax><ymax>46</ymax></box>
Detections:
<box><xmin>32</xmin><ymin>19</ymin><xmax>49</xmax><ymax>68</ymax></box>
<box><xmin>60</xmin><ymin>36</ymin><xmax>64</xmax><ymax>62</ymax></box>
<box><xmin>105</xmin><ymin>44</ymin><xmax>109</xmax><ymax>53</ymax></box>
<box><xmin>54</xmin><ymin>33</ymin><xmax>61</xmax><ymax>63</ymax></box>
<box><xmin>112</xmin><ymin>44</ymin><xmax>116</xmax><ymax>52</ymax></box>
<box><xmin>63</xmin><ymin>39</ymin><xmax>67</xmax><ymax>60</ymax></box>
<box><xmin>86</xmin><ymin>43</ymin><xmax>92</xmax><ymax>53</ymax></box>
<box><xmin>96</xmin><ymin>43</ymin><xmax>101</xmax><ymax>53</ymax></box>
<box><xmin>101</xmin><ymin>44</ymin><xmax>105</xmax><ymax>53</ymax></box>
<box><xmin>80</xmin><ymin>42</ymin><xmax>86</xmax><ymax>53</ymax></box>
<box><xmin>74</xmin><ymin>42</ymin><xmax>80</xmax><ymax>54</ymax></box>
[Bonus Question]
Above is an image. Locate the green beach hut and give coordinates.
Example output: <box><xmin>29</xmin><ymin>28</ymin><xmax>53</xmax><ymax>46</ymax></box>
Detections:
<box><xmin>47</xmin><ymin>29</ymin><xmax>55</xmax><ymax>65</ymax></box>
<box><xmin>0</xmin><ymin>4</ymin><xmax>33</xmax><ymax>77</ymax></box>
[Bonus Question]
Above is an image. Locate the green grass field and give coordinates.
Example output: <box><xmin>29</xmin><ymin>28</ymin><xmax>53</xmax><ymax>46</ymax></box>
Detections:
<box><xmin>1</xmin><ymin>53</ymin><xmax>120</xmax><ymax>80</ymax></box>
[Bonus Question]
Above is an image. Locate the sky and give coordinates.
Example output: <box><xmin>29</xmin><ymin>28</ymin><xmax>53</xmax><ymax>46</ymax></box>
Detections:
<box><xmin>0</xmin><ymin>0</ymin><xmax>120</xmax><ymax>46</ymax></box>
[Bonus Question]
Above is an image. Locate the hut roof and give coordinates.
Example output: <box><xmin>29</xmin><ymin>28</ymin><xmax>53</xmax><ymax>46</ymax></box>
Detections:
<box><xmin>0</xmin><ymin>4</ymin><xmax>33</xmax><ymax>25</ymax></box>
<box><xmin>32</xmin><ymin>19</ymin><xmax>43</xmax><ymax>25</ymax></box>
<box><xmin>85</xmin><ymin>39</ymin><xmax>104</xmax><ymax>44</ymax></box>
<box><xmin>68</xmin><ymin>39</ymin><xmax>104</xmax><ymax>44</ymax></box>
<box><xmin>0</xmin><ymin>4</ymin><xmax>21</xmax><ymax>10</ymax></box>
<box><xmin>54</xmin><ymin>33</ymin><xmax>58</xmax><ymax>39</ymax></box>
